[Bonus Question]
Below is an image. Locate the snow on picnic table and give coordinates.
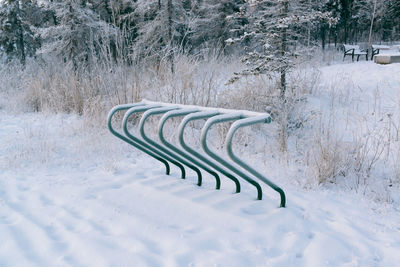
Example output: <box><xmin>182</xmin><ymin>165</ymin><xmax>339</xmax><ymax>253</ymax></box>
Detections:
<box><xmin>1</xmin><ymin>61</ymin><xmax>400</xmax><ymax>267</ymax></box>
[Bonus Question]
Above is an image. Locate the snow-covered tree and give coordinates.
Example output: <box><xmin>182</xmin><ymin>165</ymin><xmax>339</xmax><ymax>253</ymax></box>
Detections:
<box><xmin>190</xmin><ymin>0</ymin><xmax>245</xmax><ymax>55</ymax></box>
<box><xmin>85</xmin><ymin>0</ymin><xmax>139</xmax><ymax>64</ymax></box>
<box><xmin>39</xmin><ymin>0</ymin><xmax>117</xmax><ymax>68</ymax></box>
<box><xmin>226</xmin><ymin>0</ymin><xmax>335</xmax><ymax>153</ymax></box>
<box><xmin>0</xmin><ymin>0</ymin><xmax>43</xmax><ymax>65</ymax></box>
<box><xmin>380</xmin><ymin>0</ymin><xmax>400</xmax><ymax>41</ymax></box>
<box><xmin>131</xmin><ymin>0</ymin><xmax>195</xmax><ymax>71</ymax></box>
<box><xmin>321</xmin><ymin>0</ymin><xmax>398</xmax><ymax>44</ymax></box>
<box><xmin>228</xmin><ymin>0</ymin><xmax>334</xmax><ymax>98</ymax></box>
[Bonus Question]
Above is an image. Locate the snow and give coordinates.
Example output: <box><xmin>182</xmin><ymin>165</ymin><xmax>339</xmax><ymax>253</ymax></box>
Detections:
<box><xmin>1</xmin><ymin>61</ymin><xmax>400</xmax><ymax>266</ymax></box>
<box><xmin>141</xmin><ymin>99</ymin><xmax>271</xmax><ymax>118</ymax></box>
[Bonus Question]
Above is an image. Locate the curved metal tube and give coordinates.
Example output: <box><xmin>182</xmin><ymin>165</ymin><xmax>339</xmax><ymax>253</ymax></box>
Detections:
<box><xmin>226</xmin><ymin>116</ymin><xmax>286</xmax><ymax>207</ymax></box>
<box><xmin>122</xmin><ymin>105</ymin><xmax>186</xmax><ymax>179</ymax></box>
<box><xmin>139</xmin><ymin>107</ymin><xmax>203</xmax><ymax>186</ymax></box>
<box><xmin>159</xmin><ymin>109</ymin><xmax>221</xmax><ymax>189</ymax></box>
<box><xmin>109</xmin><ymin>101</ymin><xmax>286</xmax><ymax>207</ymax></box>
<box><xmin>107</xmin><ymin>103</ymin><xmax>170</xmax><ymax>175</ymax></box>
<box><xmin>178</xmin><ymin>111</ymin><xmax>241</xmax><ymax>193</ymax></box>
<box><xmin>201</xmin><ymin>113</ymin><xmax>263</xmax><ymax>200</ymax></box>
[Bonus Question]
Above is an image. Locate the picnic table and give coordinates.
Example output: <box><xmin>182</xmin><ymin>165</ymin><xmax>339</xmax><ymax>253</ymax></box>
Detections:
<box><xmin>343</xmin><ymin>44</ymin><xmax>368</xmax><ymax>62</ymax></box>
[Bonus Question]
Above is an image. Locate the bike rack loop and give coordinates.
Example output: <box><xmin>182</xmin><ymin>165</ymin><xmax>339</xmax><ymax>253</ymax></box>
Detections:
<box><xmin>107</xmin><ymin>103</ymin><xmax>171</xmax><ymax>175</ymax></box>
<box><xmin>158</xmin><ymin>109</ymin><xmax>222</xmax><ymax>189</ymax></box>
<box><xmin>201</xmin><ymin>113</ymin><xmax>263</xmax><ymax>201</ymax></box>
<box><xmin>109</xmin><ymin>100</ymin><xmax>286</xmax><ymax>207</ymax></box>
<box><xmin>138</xmin><ymin>106</ymin><xmax>204</xmax><ymax>186</ymax></box>
<box><xmin>122</xmin><ymin>105</ymin><xmax>187</xmax><ymax>179</ymax></box>
<box><xmin>226</xmin><ymin>116</ymin><xmax>286</xmax><ymax>208</ymax></box>
<box><xmin>178</xmin><ymin>111</ymin><xmax>241</xmax><ymax>193</ymax></box>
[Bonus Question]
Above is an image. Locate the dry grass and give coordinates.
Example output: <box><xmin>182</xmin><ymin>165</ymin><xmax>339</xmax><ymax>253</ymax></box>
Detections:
<box><xmin>1</xmin><ymin>53</ymin><xmax>399</xmax><ymax>203</ymax></box>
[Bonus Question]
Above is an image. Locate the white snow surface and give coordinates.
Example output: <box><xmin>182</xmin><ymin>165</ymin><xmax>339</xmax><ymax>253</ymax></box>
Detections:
<box><xmin>1</xmin><ymin>61</ymin><xmax>400</xmax><ymax>266</ymax></box>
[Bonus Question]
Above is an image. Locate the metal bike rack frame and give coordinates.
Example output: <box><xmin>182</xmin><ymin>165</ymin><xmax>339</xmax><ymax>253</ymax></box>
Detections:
<box><xmin>158</xmin><ymin>109</ymin><xmax>221</xmax><ymax>189</ymax></box>
<box><xmin>226</xmin><ymin>116</ymin><xmax>286</xmax><ymax>207</ymax></box>
<box><xmin>201</xmin><ymin>113</ymin><xmax>263</xmax><ymax>200</ymax></box>
<box><xmin>177</xmin><ymin>111</ymin><xmax>241</xmax><ymax>193</ymax></box>
<box><xmin>138</xmin><ymin>107</ymin><xmax>203</xmax><ymax>186</ymax></box>
<box><xmin>122</xmin><ymin>105</ymin><xmax>187</xmax><ymax>179</ymax></box>
<box><xmin>107</xmin><ymin>103</ymin><xmax>171</xmax><ymax>175</ymax></box>
<box><xmin>108</xmin><ymin>100</ymin><xmax>286</xmax><ymax>207</ymax></box>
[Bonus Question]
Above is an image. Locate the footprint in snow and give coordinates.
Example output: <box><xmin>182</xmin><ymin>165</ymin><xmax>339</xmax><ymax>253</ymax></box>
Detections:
<box><xmin>39</xmin><ymin>194</ymin><xmax>54</xmax><ymax>206</ymax></box>
<box><xmin>17</xmin><ymin>184</ymin><xmax>30</xmax><ymax>192</ymax></box>
<box><xmin>0</xmin><ymin>214</ymin><xmax>21</xmax><ymax>225</ymax></box>
<box><xmin>308</xmin><ymin>232</ymin><xmax>315</xmax><ymax>239</ymax></box>
<box><xmin>110</xmin><ymin>183</ymin><xmax>123</xmax><ymax>190</ymax></box>
<box><xmin>140</xmin><ymin>177</ymin><xmax>165</xmax><ymax>186</ymax></box>
<box><xmin>84</xmin><ymin>193</ymin><xmax>97</xmax><ymax>200</ymax></box>
<box><xmin>62</xmin><ymin>206</ymin><xmax>83</xmax><ymax>220</ymax></box>
<box><xmin>241</xmin><ymin>202</ymin><xmax>272</xmax><ymax>215</ymax></box>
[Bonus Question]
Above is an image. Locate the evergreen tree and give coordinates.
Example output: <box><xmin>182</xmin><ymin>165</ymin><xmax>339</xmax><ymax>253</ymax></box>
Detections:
<box><xmin>380</xmin><ymin>0</ymin><xmax>400</xmax><ymax>41</ymax></box>
<box><xmin>86</xmin><ymin>0</ymin><xmax>138</xmax><ymax>64</ymax></box>
<box><xmin>39</xmin><ymin>0</ymin><xmax>117</xmax><ymax>68</ymax></box>
<box><xmin>228</xmin><ymin>0</ymin><xmax>334</xmax><ymax>98</ymax></box>
<box><xmin>0</xmin><ymin>0</ymin><xmax>43</xmax><ymax>65</ymax></box>
<box><xmin>131</xmin><ymin>0</ymin><xmax>194</xmax><ymax>70</ymax></box>
<box><xmin>191</xmin><ymin>0</ymin><xmax>245</xmax><ymax>55</ymax></box>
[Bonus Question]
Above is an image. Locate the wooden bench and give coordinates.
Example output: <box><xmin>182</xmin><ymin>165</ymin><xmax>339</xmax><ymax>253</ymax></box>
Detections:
<box><xmin>343</xmin><ymin>44</ymin><xmax>368</xmax><ymax>62</ymax></box>
<box><xmin>371</xmin><ymin>45</ymin><xmax>390</xmax><ymax>60</ymax></box>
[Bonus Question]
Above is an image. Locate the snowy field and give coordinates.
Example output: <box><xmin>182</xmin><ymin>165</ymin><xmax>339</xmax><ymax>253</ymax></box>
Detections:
<box><xmin>1</xmin><ymin>61</ymin><xmax>400</xmax><ymax>266</ymax></box>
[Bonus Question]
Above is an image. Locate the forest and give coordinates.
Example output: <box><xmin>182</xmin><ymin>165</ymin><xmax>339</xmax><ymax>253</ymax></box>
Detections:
<box><xmin>0</xmin><ymin>0</ymin><xmax>399</xmax><ymax>68</ymax></box>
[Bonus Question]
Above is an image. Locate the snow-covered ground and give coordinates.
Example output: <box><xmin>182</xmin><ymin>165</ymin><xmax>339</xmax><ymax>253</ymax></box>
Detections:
<box><xmin>1</xmin><ymin>60</ymin><xmax>400</xmax><ymax>266</ymax></box>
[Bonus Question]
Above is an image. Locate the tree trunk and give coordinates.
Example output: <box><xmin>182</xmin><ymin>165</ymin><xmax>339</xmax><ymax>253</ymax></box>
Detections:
<box><xmin>368</xmin><ymin>0</ymin><xmax>377</xmax><ymax>48</ymax></box>
<box><xmin>321</xmin><ymin>26</ymin><xmax>326</xmax><ymax>50</ymax></box>
<box><xmin>280</xmin><ymin>0</ymin><xmax>288</xmax><ymax>99</ymax></box>
<box><xmin>15</xmin><ymin>1</ymin><xmax>25</xmax><ymax>66</ymax></box>
<box><xmin>167</xmin><ymin>0</ymin><xmax>175</xmax><ymax>73</ymax></box>
<box><xmin>341</xmin><ymin>0</ymin><xmax>350</xmax><ymax>44</ymax></box>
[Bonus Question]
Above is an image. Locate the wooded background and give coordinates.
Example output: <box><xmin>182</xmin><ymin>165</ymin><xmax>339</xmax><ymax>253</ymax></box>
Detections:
<box><xmin>0</xmin><ymin>0</ymin><xmax>399</xmax><ymax>67</ymax></box>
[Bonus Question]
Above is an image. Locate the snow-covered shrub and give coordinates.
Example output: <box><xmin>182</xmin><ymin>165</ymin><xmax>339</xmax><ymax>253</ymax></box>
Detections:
<box><xmin>306</xmin><ymin>117</ymin><xmax>354</xmax><ymax>185</ymax></box>
<box><xmin>305</xmin><ymin>115</ymin><xmax>388</xmax><ymax>189</ymax></box>
<box><xmin>144</xmin><ymin>54</ymin><xmax>223</xmax><ymax>107</ymax></box>
<box><xmin>0</xmin><ymin>60</ymin><xmax>41</xmax><ymax>113</ymax></box>
<box><xmin>21</xmin><ymin>58</ymin><xmax>143</xmax><ymax>125</ymax></box>
<box><xmin>219</xmin><ymin>66</ymin><xmax>317</xmax><ymax>153</ymax></box>
<box><xmin>25</xmin><ymin>63</ymin><xmax>88</xmax><ymax>114</ymax></box>
<box><xmin>390</xmin><ymin>141</ymin><xmax>400</xmax><ymax>186</ymax></box>
<box><xmin>302</xmin><ymin>67</ymin><xmax>398</xmax><ymax>197</ymax></box>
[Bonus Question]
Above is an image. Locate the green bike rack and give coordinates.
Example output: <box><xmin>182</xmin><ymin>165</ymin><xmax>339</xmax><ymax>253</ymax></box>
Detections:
<box><xmin>122</xmin><ymin>105</ymin><xmax>187</xmax><ymax>179</ymax></box>
<box><xmin>226</xmin><ymin>116</ymin><xmax>286</xmax><ymax>207</ymax></box>
<box><xmin>137</xmin><ymin>106</ymin><xmax>203</xmax><ymax>186</ymax></box>
<box><xmin>200</xmin><ymin>113</ymin><xmax>263</xmax><ymax>200</ymax></box>
<box><xmin>177</xmin><ymin>111</ymin><xmax>241</xmax><ymax>193</ymax></box>
<box><xmin>158</xmin><ymin>109</ymin><xmax>221</xmax><ymax>189</ymax></box>
<box><xmin>108</xmin><ymin>100</ymin><xmax>286</xmax><ymax>208</ymax></box>
<box><xmin>107</xmin><ymin>103</ymin><xmax>171</xmax><ymax>175</ymax></box>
